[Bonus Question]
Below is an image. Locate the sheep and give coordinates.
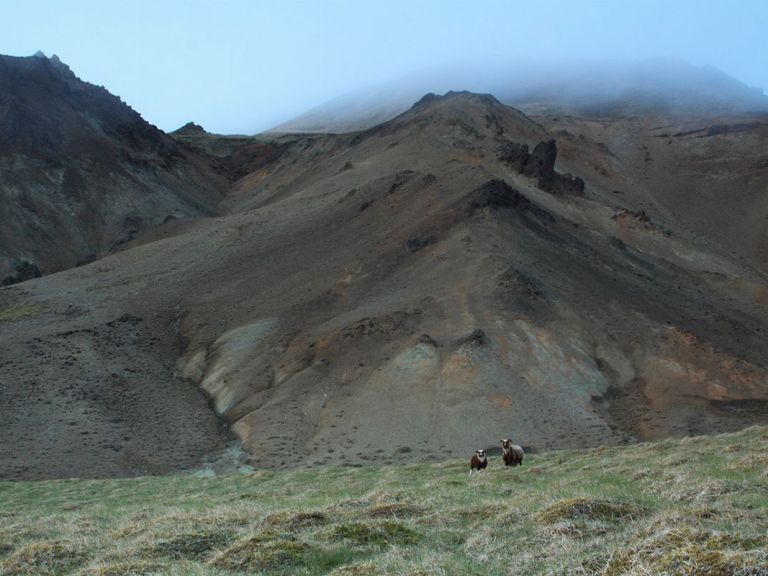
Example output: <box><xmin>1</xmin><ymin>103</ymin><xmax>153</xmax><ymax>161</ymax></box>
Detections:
<box><xmin>469</xmin><ymin>449</ymin><xmax>488</xmax><ymax>474</ymax></box>
<box><xmin>501</xmin><ymin>439</ymin><xmax>524</xmax><ymax>466</ymax></box>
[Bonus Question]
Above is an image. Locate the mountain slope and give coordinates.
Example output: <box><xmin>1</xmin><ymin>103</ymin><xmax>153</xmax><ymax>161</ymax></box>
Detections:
<box><xmin>0</xmin><ymin>53</ymin><xmax>227</xmax><ymax>283</ymax></box>
<box><xmin>3</xmin><ymin>91</ymin><xmax>767</xmax><ymax>479</ymax></box>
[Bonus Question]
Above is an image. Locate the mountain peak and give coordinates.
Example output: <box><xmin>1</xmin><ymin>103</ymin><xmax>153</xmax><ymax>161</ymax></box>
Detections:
<box><xmin>410</xmin><ymin>90</ymin><xmax>504</xmax><ymax>111</ymax></box>
<box><xmin>172</xmin><ymin>121</ymin><xmax>207</xmax><ymax>136</ymax></box>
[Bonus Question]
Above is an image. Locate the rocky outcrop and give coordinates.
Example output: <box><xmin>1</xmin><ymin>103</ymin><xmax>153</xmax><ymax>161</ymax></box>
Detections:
<box><xmin>171</xmin><ymin>121</ymin><xmax>207</xmax><ymax>136</ymax></box>
<box><xmin>499</xmin><ymin>138</ymin><xmax>585</xmax><ymax>196</ymax></box>
<box><xmin>1</xmin><ymin>259</ymin><xmax>41</xmax><ymax>286</ymax></box>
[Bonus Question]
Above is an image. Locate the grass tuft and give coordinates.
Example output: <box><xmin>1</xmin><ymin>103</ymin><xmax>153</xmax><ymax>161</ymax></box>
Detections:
<box><xmin>207</xmin><ymin>535</ymin><xmax>353</xmax><ymax>574</ymax></box>
<box><xmin>365</xmin><ymin>502</ymin><xmax>424</xmax><ymax>519</ymax></box>
<box><xmin>0</xmin><ymin>541</ymin><xmax>86</xmax><ymax>575</ymax></box>
<box><xmin>331</xmin><ymin>521</ymin><xmax>420</xmax><ymax>547</ymax></box>
<box><xmin>603</xmin><ymin>526</ymin><xmax>768</xmax><ymax>576</ymax></box>
<box><xmin>265</xmin><ymin>511</ymin><xmax>329</xmax><ymax>530</ymax></box>
<box><xmin>535</xmin><ymin>498</ymin><xmax>643</xmax><ymax>524</ymax></box>
<box><xmin>143</xmin><ymin>529</ymin><xmax>234</xmax><ymax>561</ymax></box>
<box><xmin>80</xmin><ymin>560</ymin><xmax>167</xmax><ymax>576</ymax></box>
<box><xmin>207</xmin><ymin>537</ymin><xmax>310</xmax><ymax>571</ymax></box>
<box><xmin>328</xmin><ymin>562</ymin><xmax>380</xmax><ymax>575</ymax></box>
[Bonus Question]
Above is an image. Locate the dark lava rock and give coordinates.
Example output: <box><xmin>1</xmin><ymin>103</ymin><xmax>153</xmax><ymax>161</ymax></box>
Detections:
<box><xmin>498</xmin><ymin>141</ymin><xmax>530</xmax><ymax>170</ymax></box>
<box><xmin>406</xmin><ymin>235</ymin><xmax>436</xmax><ymax>253</ymax></box>
<box><xmin>499</xmin><ymin>138</ymin><xmax>584</xmax><ymax>196</ymax></box>
<box><xmin>464</xmin><ymin>329</ymin><xmax>487</xmax><ymax>346</ymax></box>
<box><xmin>418</xmin><ymin>334</ymin><xmax>439</xmax><ymax>347</ymax></box>
<box><xmin>2</xmin><ymin>259</ymin><xmax>42</xmax><ymax>286</ymax></box>
<box><xmin>523</xmin><ymin>139</ymin><xmax>558</xmax><ymax>179</ymax></box>
<box><xmin>468</xmin><ymin>179</ymin><xmax>532</xmax><ymax>212</ymax></box>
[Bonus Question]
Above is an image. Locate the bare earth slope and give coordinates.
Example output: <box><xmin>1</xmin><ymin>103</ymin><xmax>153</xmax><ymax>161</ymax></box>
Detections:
<box><xmin>0</xmin><ymin>53</ymin><xmax>227</xmax><ymax>283</ymax></box>
<box><xmin>2</xmin><ymin>91</ymin><xmax>768</xmax><ymax>479</ymax></box>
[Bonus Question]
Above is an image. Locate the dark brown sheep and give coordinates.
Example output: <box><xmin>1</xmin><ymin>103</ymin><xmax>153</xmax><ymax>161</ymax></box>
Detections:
<box><xmin>501</xmin><ymin>439</ymin><xmax>524</xmax><ymax>466</ymax></box>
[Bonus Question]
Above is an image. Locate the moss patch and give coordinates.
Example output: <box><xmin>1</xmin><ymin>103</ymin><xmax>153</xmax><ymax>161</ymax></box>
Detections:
<box><xmin>0</xmin><ymin>303</ymin><xmax>45</xmax><ymax>322</ymax></box>
<box><xmin>331</xmin><ymin>521</ymin><xmax>420</xmax><ymax>547</ymax></box>
<box><xmin>143</xmin><ymin>529</ymin><xmax>234</xmax><ymax>560</ymax></box>
<box><xmin>207</xmin><ymin>535</ymin><xmax>346</xmax><ymax>573</ymax></box>
<box><xmin>366</xmin><ymin>502</ymin><xmax>424</xmax><ymax>519</ymax></box>
<box><xmin>536</xmin><ymin>498</ymin><xmax>643</xmax><ymax>524</ymax></box>
<box><xmin>265</xmin><ymin>510</ymin><xmax>329</xmax><ymax>530</ymax></box>
<box><xmin>0</xmin><ymin>541</ymin><xmax>86</xmax><ymax>575</ymax></box>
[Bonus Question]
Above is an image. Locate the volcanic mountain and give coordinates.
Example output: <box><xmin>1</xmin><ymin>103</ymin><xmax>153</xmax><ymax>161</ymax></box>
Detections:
<box><xmin>0</xmin><ymin>52</ymin><xmax>227</xmax><ymax>284</ymax></box>
<box><xmin>2</xmin><ymin>75</ymin><xmax>768</xmax><ymax>479</ymax></box>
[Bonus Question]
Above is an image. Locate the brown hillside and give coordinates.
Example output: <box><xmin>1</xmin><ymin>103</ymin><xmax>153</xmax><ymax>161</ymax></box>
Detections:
<box><xmin>1</xmin><ymin>91</ymin><xmax>767</xmax><ymax>479</ymax></box>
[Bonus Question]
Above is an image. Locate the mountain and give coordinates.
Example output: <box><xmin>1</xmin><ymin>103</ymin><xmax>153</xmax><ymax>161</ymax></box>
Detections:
<box><xmin>0</xmin><ymin>52</ymin><xmax>227</xmax><ymax>284</ymax></box>
<box><xmin>272</xmin><ymin>59</ymin><xmax>768</xmax><ymax>133</ymax></box>
<box><xmin>2</xmin><ymin>87</ymin><xmax>768</xmax><ymax>479</ymax></box>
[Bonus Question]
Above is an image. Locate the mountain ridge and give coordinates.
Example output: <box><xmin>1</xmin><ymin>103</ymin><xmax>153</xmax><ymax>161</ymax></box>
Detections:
<box><xmin>0</xmin><ymin>52</ymin><xmax>228</xmax><ymax>283</ymax></box>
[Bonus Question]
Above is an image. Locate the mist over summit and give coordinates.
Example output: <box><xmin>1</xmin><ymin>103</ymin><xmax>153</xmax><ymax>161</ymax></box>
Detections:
<box><xmin>273</xmin><ymin>59</ymin><xmax>768</xmax><ymax>133</ymax></box>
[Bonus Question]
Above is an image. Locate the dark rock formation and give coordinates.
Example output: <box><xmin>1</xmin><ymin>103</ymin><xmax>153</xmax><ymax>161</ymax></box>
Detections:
<box><xmin>498</xmin><ymin>141</ymin><xmax>530</xmax><ymax>171</ymax></box>
<box><xmin>465</xmin><ymin>329</ymin><xmax>487</xmax><ymax>346</ymax></box>
<box><xmin>406</xmin><ymin>235</ymin><xmax>436</xmax><ymax>253</ymax></box>
<box><xmin>2</xmin><ymin>259</ymin><xmax>41</xmax><ymax>286</ymax></box>
<box><xmin>468</xmin><ymin>179</ymin><xmax>533</xmax><ymax>213</ymax></box>
<box><xmin>499</xmin><ymin>138</ymin><xmax>585</xmax><ymax>196</ymax></box>
<box><xmin>523</xmin><ymin>139</ymin><xmax>558</xmax><ymax>179</ymax></box>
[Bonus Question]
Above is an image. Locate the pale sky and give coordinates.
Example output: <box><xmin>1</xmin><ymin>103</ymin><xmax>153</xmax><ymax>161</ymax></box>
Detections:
<box><xmin>3</xmin><ymin>0</ymin><xmax>767</xmax><ymax>133</ymax></box>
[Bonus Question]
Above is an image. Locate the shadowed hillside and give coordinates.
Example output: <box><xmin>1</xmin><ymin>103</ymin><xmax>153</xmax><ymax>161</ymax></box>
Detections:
<box><xmin>0</xmin><ymin>53</ymin><xmax>227</xmax><ymax>283</ymax></box>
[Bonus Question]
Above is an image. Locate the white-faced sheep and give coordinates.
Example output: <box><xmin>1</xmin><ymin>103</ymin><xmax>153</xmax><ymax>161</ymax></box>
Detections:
<box><xmin>501</xmin><ymin>439</ymin><xmax>524</xmax><ymax>466</ymax></box>
<box><xmin>469</xmin><ymin>449</ymin><xmax>488</xmax><ymax>474</ymax></box>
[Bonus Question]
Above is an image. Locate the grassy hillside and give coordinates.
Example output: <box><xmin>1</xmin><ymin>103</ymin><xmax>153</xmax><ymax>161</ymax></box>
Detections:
<box><xmin>1</xmin><ymin>427</ymin><xmax>767</xmax><ymax>575</ymax></box>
